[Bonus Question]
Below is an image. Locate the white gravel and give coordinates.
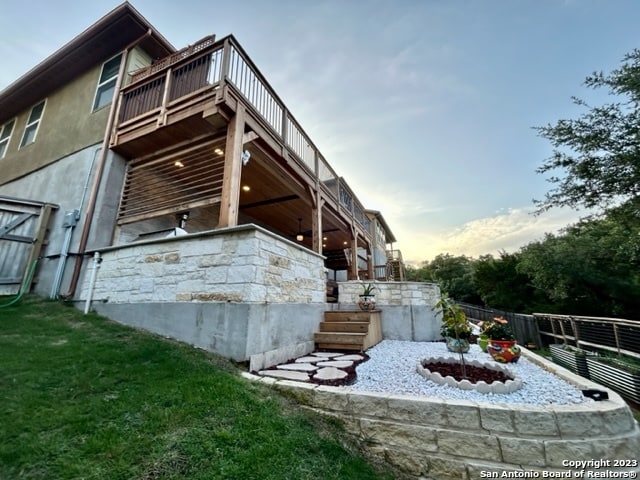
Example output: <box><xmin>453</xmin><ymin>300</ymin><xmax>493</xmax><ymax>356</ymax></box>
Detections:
<box><xmin>352</xmin><ymin>340</ymin><xmax>588</xmax><ymax>406</ymax></box>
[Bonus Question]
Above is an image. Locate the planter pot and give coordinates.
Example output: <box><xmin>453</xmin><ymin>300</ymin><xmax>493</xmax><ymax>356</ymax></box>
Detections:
<box><xmin>357</xmin><ymin>294</ymin><xmax>376</xmax><ymax>311</ymax></box>
<box><xmin>585</xmin><ymin>356</ymin><xmax>640</xmax><ymax>404</ymax></box>
<box><xmin>488</xmin><ymin>340</ymin><xmax>521</xmax><ymax>363</ymax></box>
<box><xmin>477</xmin><ymin>334</ymin><xmax>489</xmax><ymax>353</ymax></box>
<box><xmin>445</xmin><ymin>337</ymin><xmax>470</xmax><ymax>353</ymax></box>
<box><xmin>549</xmin><ymin>344</ymin><xmax>593</xmax><ymax>379</ymax></box>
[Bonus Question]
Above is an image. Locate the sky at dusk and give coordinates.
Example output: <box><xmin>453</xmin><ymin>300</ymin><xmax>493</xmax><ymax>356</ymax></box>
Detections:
<box><xmin>2</xmin><ymin>0</ymin><xmax>639</xmax><ymax>264</ymax></box>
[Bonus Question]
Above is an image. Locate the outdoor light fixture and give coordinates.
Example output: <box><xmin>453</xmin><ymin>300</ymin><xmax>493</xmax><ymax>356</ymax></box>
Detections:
<box><xmin>242</xmin><ymin>150</ymin><xmax>251</xmax><ymax>166</ymax></box>
<box><xmin>296</xmin><ymin>218</ymin><xmax>304</xmax><ymax>242</ymax></box>
<box><xmin>214</xmin><ymin>148</ymin><xmax>224</xmax><ymax>155</ymax></box>
<box><xmin>174</xmin><ymin>160</ymin><xmax>184</xmax><ymax>167</ymax></box>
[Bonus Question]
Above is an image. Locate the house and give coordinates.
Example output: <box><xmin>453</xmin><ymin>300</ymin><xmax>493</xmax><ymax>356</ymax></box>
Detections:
<box><xmin>0</xmin><ymin>2</ymin><xmax>438</xmax><ymax>368</ymax></box>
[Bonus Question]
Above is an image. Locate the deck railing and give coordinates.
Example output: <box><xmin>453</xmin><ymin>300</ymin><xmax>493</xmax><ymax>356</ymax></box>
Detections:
<box><xmin>536</xmin><ymin>313</ymin><xmax>640</xmax><ymax>360</ymax></box>
<box><xmin>118</xmin><ymin>35</ymin><xmax>371</xmax><ymax>234</ymax></box>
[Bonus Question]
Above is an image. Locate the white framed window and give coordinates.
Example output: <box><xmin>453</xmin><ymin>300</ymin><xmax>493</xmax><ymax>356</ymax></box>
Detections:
<box><xmin>20</xmin><ymin>100</ymin><xmax>46</xmax><ymax>148</ymax></box>
<box><xmin>0</xmin><ymin>118</ymin><xmax>15</xmax><ymax>158</ymax></box>
<box><xmin>93</xmin><ymin>54</ymin><xmax>122</xmax><ymax>111</ymax></box>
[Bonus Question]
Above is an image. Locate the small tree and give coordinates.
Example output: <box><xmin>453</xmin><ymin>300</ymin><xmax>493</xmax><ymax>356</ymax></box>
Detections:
<box><xmin>435</xmin><ymin>294</ymin><xmax>471</xmax><ymax>378</ymax></box>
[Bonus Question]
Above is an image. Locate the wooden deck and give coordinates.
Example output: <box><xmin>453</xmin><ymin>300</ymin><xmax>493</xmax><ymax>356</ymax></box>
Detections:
<box><xmin>110</xmin><ymin>35</ymin><xmax>374</xmax><ymax>275</ymax></box>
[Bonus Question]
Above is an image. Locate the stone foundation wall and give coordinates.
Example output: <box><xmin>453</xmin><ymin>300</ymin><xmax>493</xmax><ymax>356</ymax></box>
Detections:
<box><xmin>253</xmin><ymin>352</ymin><xmax>640</xmax><ymax>480</ymax></box>
<box><xmin>335</xmin><ymin>281</ymin><xmax>442</xmax><ymax>341</ymax></box>
<box><xmin>82</xmin><ymin>225</ymin><xmax>326</xmax><ymax>365</ymax></box>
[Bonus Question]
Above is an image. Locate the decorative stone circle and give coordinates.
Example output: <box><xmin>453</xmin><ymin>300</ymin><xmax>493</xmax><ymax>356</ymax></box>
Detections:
<box><xmin>416</xmin><ymin>356</ymin><xmax>523</xmax><ymax>394</ymax></box>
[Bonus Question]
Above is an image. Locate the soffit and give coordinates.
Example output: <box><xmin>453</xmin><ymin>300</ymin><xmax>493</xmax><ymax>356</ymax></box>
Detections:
<box><xmin>0</xmin><ymin>2</ymin><xmax>175</xmax><ymax>123</ymax></box>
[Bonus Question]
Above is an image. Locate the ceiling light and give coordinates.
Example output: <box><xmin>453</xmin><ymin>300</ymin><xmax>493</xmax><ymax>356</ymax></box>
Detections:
<box><xmin>296</xmin><ymin>218</ymin><xmax>304</xmax><ymax>242</ymax></box>
<box><xmin>343</xmin><ymin>241</ymin><xmax>348</xmax><ymax>245</ymax></box>
<box><xmin>323</xmin><ymin>236</ymin><xmax>327</xmax><ymax>241</ymax></box>
<box><xmin>242</xmin><ymin>185</ymin><xmax>251</xmax><ymax>192</ymax></box>
<box><xmin>174</xmin><ymin>161</ymin><xmax>184</xmax><ymax>167</ymax></box>
<box><xmin>214</xmin><ymin>148</ymin><xmax>224</xmax><ymax>155</ymax></box>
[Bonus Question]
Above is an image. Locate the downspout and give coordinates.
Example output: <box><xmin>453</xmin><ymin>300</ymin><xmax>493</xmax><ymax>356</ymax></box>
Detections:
<box><xmin>62</xmin><ymin>29</ymin><xmax>152</xmax><ymax>299</ymax></box>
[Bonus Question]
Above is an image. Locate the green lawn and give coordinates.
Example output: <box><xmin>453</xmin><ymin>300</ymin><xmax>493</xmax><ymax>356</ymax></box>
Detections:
<box><xmin>0</xmin><ymin>296</ymin><xmax>397</xmax><ymax>480</ymax></box>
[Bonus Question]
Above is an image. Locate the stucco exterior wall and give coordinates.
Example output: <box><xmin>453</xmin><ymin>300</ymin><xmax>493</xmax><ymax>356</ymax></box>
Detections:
<box><xmin>0</xmin><ymin>66</ymin><xmax>108</xmax><ymax>186</ymax></box>
<box><xmin>0</xmin><ymin>145</ymin><xmax>125</xmax><ymax>297</ymax></box>
<box><xmin>82</xmin><ymin>225</ymin><xmax>328</xmax><ymax>365</ymax></box>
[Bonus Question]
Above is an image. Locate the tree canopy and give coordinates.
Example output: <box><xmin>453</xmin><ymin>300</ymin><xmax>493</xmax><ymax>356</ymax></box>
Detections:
<box><xmin>535</xmin><ymin>49</ymin><xmax>640</xmax><ymax>215</ymax></box>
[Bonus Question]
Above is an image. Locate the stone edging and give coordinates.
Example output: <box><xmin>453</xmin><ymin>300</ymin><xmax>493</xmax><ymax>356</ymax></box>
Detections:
<box><xmin>416</xmin><ymin>356</ymin><xmax>522</xmax><ymax>394</ymax></box>
<box><xmin>242</xmin><ymin>350</ymin><xmax>640</xmax><ymax>479</ymax></box>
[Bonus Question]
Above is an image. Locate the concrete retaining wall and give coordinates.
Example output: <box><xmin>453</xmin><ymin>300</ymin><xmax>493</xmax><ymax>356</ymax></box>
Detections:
<box><xmin>252</xmin><ymin>352</ymin><xmax>640</xmax><ymax>479</ymax></box>
<box><xmin>83</xmin><ymin>225</ymin><xmax>327</xmax><ymax>367</ymax></box>
<box><xmin>335</xmin><ymin>281</ymin><xmax>442</xmax><ymax>341</ymax></box>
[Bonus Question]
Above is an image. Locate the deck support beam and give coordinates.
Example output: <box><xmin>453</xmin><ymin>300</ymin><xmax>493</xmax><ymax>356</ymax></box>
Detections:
<box><xmin>218</xmin><ymin>105</ymin><xmax>246</xmax><ymax>228</ymax></box>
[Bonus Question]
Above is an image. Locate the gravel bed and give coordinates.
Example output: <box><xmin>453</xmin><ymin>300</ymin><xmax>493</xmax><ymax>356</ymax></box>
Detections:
<box><xmin>352</xmin><ymin>340</ymin><xmax>588</xmax><ymax>406</ymax></box>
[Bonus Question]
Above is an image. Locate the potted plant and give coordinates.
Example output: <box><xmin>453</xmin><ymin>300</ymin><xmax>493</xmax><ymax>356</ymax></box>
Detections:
<box><xmin>434</xmin><ymin>294</ymin><xmax>471</xmax><ymax>378</ymax></box>
<box><xmin>436</xmin><ymin>295</ymin><xmax>472</xmax><ymax>353</ymax></box>
<box><xmin>357</xmin><ymin>282</ymin><xmax>376</xmax><ymax>311</ymax></box>
<box><xmin>480</xmin><ymin>316</ymin><xmax>521</xmax><ymax>363</ymax></box>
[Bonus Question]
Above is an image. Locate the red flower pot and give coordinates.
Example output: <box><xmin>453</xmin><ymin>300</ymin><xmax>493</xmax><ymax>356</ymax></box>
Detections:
<box><xmin>488</xmin><ymin>340</ymin><xmax>521</xmax><ymax>363</ymax></box>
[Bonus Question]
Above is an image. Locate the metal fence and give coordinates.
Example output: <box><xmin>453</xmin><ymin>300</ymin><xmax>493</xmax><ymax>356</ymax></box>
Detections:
<box><xmin>457</xmin><ymin>302</ymin><xmax>541</xmax><ymax>347</ymax></box>
<box><xmin>457</xmin><ymin>302</ymin><xmax>640</xmax><ymax>360</ymax></box>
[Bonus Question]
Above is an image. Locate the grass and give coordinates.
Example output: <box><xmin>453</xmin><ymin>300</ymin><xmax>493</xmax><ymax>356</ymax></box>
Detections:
<box><xmin>0</xmin><ymin>296</ymin><xmax>397</xmax><ymax>480</ymax></box>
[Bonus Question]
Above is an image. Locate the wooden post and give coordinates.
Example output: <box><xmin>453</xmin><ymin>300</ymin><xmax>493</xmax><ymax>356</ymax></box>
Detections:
<box><xmin>312</xmin><ymin>205</ymin><xmax>322</xmax><ymax>254</ymax></box>
<box><xmin>350</xmin><ymin>234</ymin><xmax>359</xmax><ymax>280</ymax></box>
<box><xmin>157</xmin><ymin>68</ymin><xmax>172</xmax><ymax>126</ymax></box>
<box><xmin>218</xmin><ymin>105</ymin><xmax>245</xmax><ymax>228</ymax></box>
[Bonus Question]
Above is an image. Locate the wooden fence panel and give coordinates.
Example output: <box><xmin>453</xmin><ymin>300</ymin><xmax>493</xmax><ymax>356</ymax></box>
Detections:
<box><xmin>0</xmin><ymin>197</ymin><xmax>56</xmax><ymax>295</ymax></box>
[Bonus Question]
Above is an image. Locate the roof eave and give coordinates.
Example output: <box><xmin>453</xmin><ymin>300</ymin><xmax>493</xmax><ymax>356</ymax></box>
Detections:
<box><xmin>0</xmin><ymin>2</ymin><xmax>175</xmax><ymax>123</ymax></box>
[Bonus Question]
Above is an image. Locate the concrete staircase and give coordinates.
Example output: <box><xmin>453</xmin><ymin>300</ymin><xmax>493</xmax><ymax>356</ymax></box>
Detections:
<box><xmin>314</xmin><ymin>310</ymin><xmax>382</xmax><ymax>351</ymax></box>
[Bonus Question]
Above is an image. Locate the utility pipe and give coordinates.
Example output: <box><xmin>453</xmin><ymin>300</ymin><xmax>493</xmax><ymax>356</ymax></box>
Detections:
<box><xmin>63</xmin><ymin>29</ymin><xmax>152</xmax><ymax>299</ymax></box>
<box><xmin>83</xmin><ymin>252</ymin><xmax>101</xmax><ymax>314</ymax></box>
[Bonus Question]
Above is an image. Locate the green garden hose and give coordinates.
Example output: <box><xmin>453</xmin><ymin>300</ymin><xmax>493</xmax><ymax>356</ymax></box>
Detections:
<box><xmin>0</xmin><ymin>258</ymin><xmax>39</xmax><ymax>308</ymax></box>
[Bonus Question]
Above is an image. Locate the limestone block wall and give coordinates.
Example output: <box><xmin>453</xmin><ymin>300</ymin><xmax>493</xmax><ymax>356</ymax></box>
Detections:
<box><xmin>81</xmin><ymin>225</ymin><xmax>327</xmax><ymax>366</ymax></box>
<box><xmin>335</xmin><ymin>281</ymin><xmax>442</xmax><ymax>341</ymax></box>
<box><xmin>84</xmin><ymin>225</ymin><xmax>326</xmax><ymax>304</ymax></box>
<box><xmin>251</xmin><ymin>353</ymin><xmax>640</xmax><ymax>480</ymax></box>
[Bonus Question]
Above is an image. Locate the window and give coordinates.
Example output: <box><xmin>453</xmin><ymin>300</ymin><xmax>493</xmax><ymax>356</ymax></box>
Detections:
<box><xmin>0</xmin><ymin>119</ymin><xmax>15</xmax><ymax>158</ymax></box>
<box><xmin>93</xmin><ymin>54</ymin><xmax>122</xmax><ymax>110</ymax></box>
<box><xmin>20</xmin><ymin>100</ymin><xmax>46</xmax><ymax>148</ymax></box>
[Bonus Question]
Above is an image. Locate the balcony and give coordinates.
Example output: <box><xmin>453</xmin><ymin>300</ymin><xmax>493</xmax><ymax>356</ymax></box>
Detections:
<box><xmin>110</xmin><ymin>35</ymin><xmax>375</xmax><ymax>276</ymax></box>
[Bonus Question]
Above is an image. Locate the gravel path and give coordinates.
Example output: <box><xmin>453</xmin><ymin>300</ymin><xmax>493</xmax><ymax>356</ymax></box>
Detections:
<box><xmin>352</xmin><ymin>340</ymin><xmax>588</xmax><ymax>406</ymax></box>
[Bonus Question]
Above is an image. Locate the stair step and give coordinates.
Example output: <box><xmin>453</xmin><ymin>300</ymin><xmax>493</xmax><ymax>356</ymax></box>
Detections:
<box><xmin>320</xmin><ymin>321</ymin><xmax>369</xmax><ymax>333</ymax></box>
<box><xmin>316</xmin><ymin>343</ymin><xmax>363</xmax><ymax>351</ymax></box>
<box><xmin>324</xmin><ymin>311</ymin><xmax>376</xmax><ymax>322</ymax></box>
<box><xmin>314</xmin><ymin>332</ymin><xmax>366</xmax><ymax>345</ymax></box>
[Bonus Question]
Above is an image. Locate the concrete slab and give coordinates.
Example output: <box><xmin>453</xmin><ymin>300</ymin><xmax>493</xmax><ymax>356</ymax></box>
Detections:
<box><xmin>316</xmin><ymin>360</ymin><xmax>353</xmax><ymax>368</ymax></box>
<box><xmin>335</xmin><ymin>354</ymin><xmax>365</xmax><ymax>361</ymax></box>
<box><xmin>258</xmin><ymin>370</ymin><xmax>310</xmax><ymax>381</ymax></box>
<box><xmin>295</xmin><ymin>356</ymin><xmax>322</xmax><ymax>363</ymax></box>
<box><xmin>314</xmin><ymin>367</ymin><xmax>348</xmax><ymax>381</ymax></box>
<box><xmin>277</xmin><ymin>363</ymin><xmax>318</xmax><ymax>372</ymax></box>
<box><xmin>311</xmin><ymin>352</ymin><xmax>342</xmax><ymax>358</ymax></box>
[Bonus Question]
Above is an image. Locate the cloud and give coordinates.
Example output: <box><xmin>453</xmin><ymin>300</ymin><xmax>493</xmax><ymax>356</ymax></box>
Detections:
<box><xmin>397</xmin><ymin>206</ymin><xmax>585</xmax><ymax>264</ymax></box>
